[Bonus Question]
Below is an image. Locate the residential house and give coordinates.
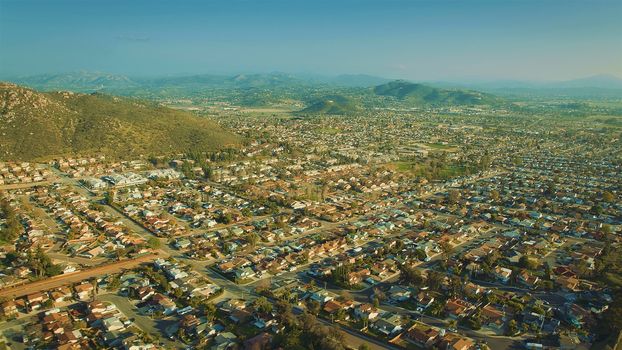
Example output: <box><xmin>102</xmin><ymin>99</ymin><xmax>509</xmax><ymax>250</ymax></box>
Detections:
<box><xmin>480</xmin><ymin>304</ymin><xmax>505</xmax><ymax>332</ymax></box>
<box><xmin>388</xmin><ymin>285</ymin><xmax>412</xmax><ymax>302</ymax></box>
<box><xmin>493</xmin><ymin>266</ymin><xmax>513</xmax><ymax>283</ymax></box>
<box><xmin>74</xmin><ymin>282</ymin><xmax>94</xmax><ymax>301</ymax></box>
<box><xmin>440</xmin><ymin>333</ymin><xmax>475</xmax><ymax>350</ymax></box>
<box><xmin>372</xmin><ymin>313</ymin><xmax>404</xmax><ymax>336</ymax></box>
<box><xmin>1</xmin><ymin>301</ymin><xmax>18</xmax><ymax>317</ymax></box>
<box><xmin>518</xmin><ymin>270</ymin><xmax>540</xmax><ymax>289</ymax></box>
<box><xmin>445</xmin><ymin>298</ymin><xmax>473</xmax><ymax>319</ymax></box>
<box><xmin>416</xmin><ymin>292</ymin><xmax>435</xmax><ymax>310</ymax></box>
<box><xmin>354</xmin><ymin>303</ymin><xmax>379</xmax><ymax>320</ymax></box>
<box><xmin>405</xmin><ymin>323</ymin><xmax>440</xmax><ymax>349</ymax></box>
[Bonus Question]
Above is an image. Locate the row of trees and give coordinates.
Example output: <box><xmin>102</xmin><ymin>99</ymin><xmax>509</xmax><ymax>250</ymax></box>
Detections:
<box><xmin>0</xmin><ymin>198</ymin><xmax>22</xmax><ymax>242</ymax></box>
<box><xmin>26</xmin><ymin>246</ymin><xmax>62</xmax><ymax>278</ymax></box>
<box><xmin>272</xmin><ymin>300</ymin><xmax>345</xmax><ymax>350</ymax></box>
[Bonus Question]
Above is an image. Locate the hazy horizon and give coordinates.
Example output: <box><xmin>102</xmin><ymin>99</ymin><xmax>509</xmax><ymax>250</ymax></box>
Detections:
<box><xmin>2</xmin><ymin>70</ymin><xmax>622</xmax><ymax>86</ymax></box>
<box><xmin>1</xmin><ymin>0</ymin><xmax>621</xmax><ymax>81</ymax></box>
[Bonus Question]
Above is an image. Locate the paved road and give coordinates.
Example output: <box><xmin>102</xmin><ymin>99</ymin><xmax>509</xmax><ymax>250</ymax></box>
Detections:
<box><xmin>0</xmin><ymin>180</ymin><xmax>54</xmax><ymax>191</ymax></box>
<box><xmin>0</xmin><ymin>254</ymin><xmax>159</xmax><ymax>299</ymax></box>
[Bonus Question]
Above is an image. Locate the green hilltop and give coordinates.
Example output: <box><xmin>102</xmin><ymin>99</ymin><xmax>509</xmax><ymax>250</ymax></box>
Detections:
<box><xmin>374</xmin><ymin>80</ymin><xmax>499</xmax><ymax>106</ymax></box>
<box><xmin>0</xmin><ymin>82</ymin><xmax>240</xmax><ymax>161</ymax></box>
<box><xmin>9</xmin><ymin>72</ymin><xmax>508</xmax><ymax>110</ymax></box>
<box><xmin>300</xmin><ymin>95</ymin><xmax>360</xmax><ymax>115</ymax></box>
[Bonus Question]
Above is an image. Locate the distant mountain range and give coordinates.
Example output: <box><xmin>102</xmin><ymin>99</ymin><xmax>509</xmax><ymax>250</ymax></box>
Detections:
<box><xmin>8</xmin><ymin>71</ymin><xmax>392</xmax><ymax>92</ymax></box>
<box><xmin>4</xmin><ymin>71</ymin><xmax>620</xmax><ymax>114</ymax></box>
<box><xmin>9</xmin><ymin>71</ymin><xmax>621</xmax><ymax>92</ymax></box>
<box><xmin>467</xmin><ymin>74</ymin><xmax>622</xmax><ymax>89</ymax></box>
<box><xmin>0</xmin><ymin>82</ymin><xmax>240</xmax><ymax>161</ymax></box>
<box><xmin>430</xmin><ymin>74</ymin><xmax>622</xmax><ymax>98</ymax></box>
<box><xmin>8</xmin><ymin>71</ymin><xmax>507</xmax><ymax>112</ymax></box>
<box><xmin>10</xmin><ymin>71</ymin><xmax>140</xmax><ymax>91</ymax></box>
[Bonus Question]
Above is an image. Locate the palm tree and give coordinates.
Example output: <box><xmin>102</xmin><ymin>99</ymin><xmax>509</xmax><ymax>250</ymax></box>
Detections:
<box><xmin>361</xmin><ymin>315</ymin><xmax>369</xmax><ymax>330</ymax></box>
<box><xmin>246</xmin><ymin>233</ymin><xmax>259</xmax><ymax>248</ymax></box>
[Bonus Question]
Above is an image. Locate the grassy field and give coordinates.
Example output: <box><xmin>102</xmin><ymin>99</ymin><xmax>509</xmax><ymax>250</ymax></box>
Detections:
<box><xmin>317</xmin><ymin>127</ymin><xmax>342</xmax><ymax>134</ymax></box>
<box><xmin>425</xmin><ymin>142</ymin><xmax>455</xmax><ymax>150</ymax></box>
<box><xmin>388</xmin><ymin>161</ymin><xmax>469</xmax><ymax>180</ymax></box>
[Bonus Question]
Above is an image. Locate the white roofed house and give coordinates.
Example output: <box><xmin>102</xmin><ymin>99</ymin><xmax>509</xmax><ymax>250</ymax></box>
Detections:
<box><xmin>80</xmin><ymin>245</ymin><xmax>105</xmax><ymax>259</ymax></box>
<box><xmin>234</xmin><ymin>267</ymin><xmax>255</xmax><ymax>280</ymax></box>
<box><xmin>372</xmin><ymin>313</ymin><xmax>404</xmax><ymax>336</ymax></box>
<box><xmin>309</xmin><ymin>289</ymin><xmax>334</xmax><ymax>304</ymax></box>
<box><xmin>493</xmin><ymin>266</ymin><xmax>513</xmax><ymax>284</ymax></box>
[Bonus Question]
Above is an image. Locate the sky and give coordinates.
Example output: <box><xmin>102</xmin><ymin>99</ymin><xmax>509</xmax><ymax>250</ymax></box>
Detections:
<box><xmin>0</xmin><ymin>0</ymin><xmax>621</xmax><ymax>81</ymax></box>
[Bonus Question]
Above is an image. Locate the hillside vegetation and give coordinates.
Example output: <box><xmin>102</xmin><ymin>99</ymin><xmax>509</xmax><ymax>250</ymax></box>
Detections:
<box><xmin>0</xmin><ymin>83</ymin><xmax>240</xmax><ymax>161</ymax></box>
<box><xmin>11</xmin><ymin>72</ymin><xmax>506</xmax><ymax>109</ymax></box>
<box><xmin>300</xmin><ymin>95</ymin><xmax>360</xmax><ymax>115</ymax></box>
<box><xmin>374</xmin><ymin>80</ymin><xmax>498</xmax><ymax>106</ymax></box>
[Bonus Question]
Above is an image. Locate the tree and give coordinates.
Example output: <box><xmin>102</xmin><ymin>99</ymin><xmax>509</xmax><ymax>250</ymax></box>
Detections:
<box><xmin>246</xmin><ymin>233</ymin><xmax>259</xmax><ymax>248</ymax></box>
<box><xmin>415</xmin><ymin>248</ymin><xmax>428</xmax><ymax>261</ymax></box>
<box><xmin>506</xmin><ymin>319</ymin><xmax>518</xmax><ymax>336</ymax></box>
<box><xmin>462</xmin><ymin>315</ymin><xmax>481</xmax><ymax>330</ymax></box>
<box><xmin>147</xmin><ymin>237</ymin><xmax>161</xmax><ymax>250</ymax></box>
<box><xmin>449</xmin><ymin>275</ymin><xmax>463</xmax><ymax>296</ymax></box>
<box><xmin>543</xmin><ymin>262</ymin><xmax>552</xmax><ymax>278</ymax></box>
<box><xmin>204</xmin><ymin>302</ymin><xmax>217</xmax><ymax>322</ymax></box>
<box><xmin>103</xmin><ymin>190</ymin><xmax>116</xmax><ymax>205</ymax></box>
<box><xmin>218</xmin><ymin>212</ymin><xmax>233</xmax><ymax>224</ymax></box>
<box><xmin>519</xmin><ymin>255</ymin><xmax>538</xmax><ymax>270</ymax></box>
<box><xmin>541</xmin><ymin>280</ymin><xmax>554</xmax><ymax>290</ymax></box>
<box><xmin>361</xmin><ymin>315</ymin><xmax>370</xmax><ymax>329</ymax></box>
<box><xmin>447</xmin><ymin>319</ymin><xmax>457</xmax><ymax>330</ymax></box>
<box><xmin>427</xmin><ymin>270</ymin><xmax>444</xmax><ymax>291</ymax></box>
<box><xmin>107</xmin><ymin>275</ymin><xmax>121</xmax><ymax>290</ymax></box>
<box><xmin>602</xmin><ymin>224</ymin><xmax>612</xmax><ymax>235</ymax></box>
<box><xmin>490</xmin><ymin>189</ymin><xmax>500</xmax><ymax>202</ymax></box>
<box><xmin>440</xmin><ymin>241</ymin><xmax>453</xmax><ymax>261</ymax></box>
<box><xmin>307</xmin><ymin>300</ymin><xmax>320</xmax><ymax>316</ymax></box>
<box><xmin>372</xmin><ymin>287</ymin><xmax>386</xmax><ymax>302</ymax></box>
<box><xmin>331</xmin><ymin>264</ymin><xmax>352</xmax><ymax>287</ymax></box>
<box><xmin>448</xmin><ymin>189</ymin><xmax>460</xmax><ymax>204</ymax></box>
<box><xmin>202</xmin><ymin>164</ymin><xmax>214</xmax><ymax>180</ymax></box>
<box><xmin>335</xmin><ymin>308</ymin><xmax>347</xmax><ymax>321</ymax></box>
<box><xmin>400</xmin><ymin>265</ymin><xmax>423</xmax><ymax>286</ymax></box>
<box><xmin>603</xmin><ymin>191</ymin><xmax>615</xmax><ymax>203</ymax></box>
<box><xmin>254</xmin><ymin>296</ymin><xmax>273</xmax><ymax>314</ymax></box>
<box><xmin>27</xmin><ymin>246</ymin><xmax>61</xmax><ymax>278</ymax></box>
<box><xmin>359</xmin><ymin>344</ymin><xmax>371</xmax><ymax>350</ymax></box>
<box><xmin>0</xmin><ymin>198</ymin><xmax>22</xmax><ymax>242</ymax></box>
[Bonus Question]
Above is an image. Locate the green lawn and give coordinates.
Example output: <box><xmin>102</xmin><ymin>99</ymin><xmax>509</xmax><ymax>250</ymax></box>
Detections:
<box><xmin>388</xmin><ymin>161</ymin><xmax>469</xmax><ymax>180</ymax></box>
<box><xmin>425</xmin><ymin>142</ymin><xmax>455</xmax><ymax>150</ymax></box>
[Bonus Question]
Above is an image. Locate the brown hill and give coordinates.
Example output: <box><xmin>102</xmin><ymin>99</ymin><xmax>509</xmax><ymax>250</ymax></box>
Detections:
<box><xmin>0</xmin><ymin>82</ymin><xmax>240</xmax><ymax>161</ymax></box>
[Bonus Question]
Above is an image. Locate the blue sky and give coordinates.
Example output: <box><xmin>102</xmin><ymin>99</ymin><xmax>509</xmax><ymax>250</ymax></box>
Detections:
<box><xmin>0</xmin><ymin>0</ymin><xmax>621</xmax><ymax>81</ymax></box>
